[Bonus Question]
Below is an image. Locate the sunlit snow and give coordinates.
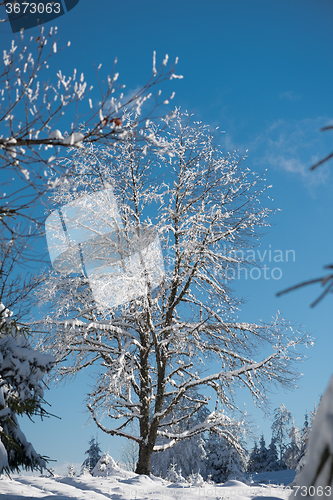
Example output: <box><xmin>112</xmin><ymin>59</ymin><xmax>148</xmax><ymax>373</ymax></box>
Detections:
<box><xmin>0</xmin><ymin>468</ymin><xmax>296</xmax><ymax>500</ymax></box>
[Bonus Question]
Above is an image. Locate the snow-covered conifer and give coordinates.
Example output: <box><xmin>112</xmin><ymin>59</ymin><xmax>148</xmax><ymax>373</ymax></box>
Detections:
<box><xmin>81</xmin><ymin>437</ymin><xmax>102</xmax><ymax>474</ymax></box>
<box><xmin>0</xmin><ymin>304</ymin><xmax>54</xmax><ymax>474</ymax></box>
<box><xmin>296</xmin><ymin>413</ymin><xmax>310</xmax><ymax>474</ymax></box>
<box><xmin>187</xmin><ymin>471</ymin><xmax>205</xmax><ymax>486</ymax></box>
<box><xmin>271</xmin><ymin>404</ymin><xmax>291</xmax><ymax>468</ymax></box>
<box><xmin>67</xmin><ymin>463</ymin><xmax>76</xmax><ymax>476</ymax></box>
<box><xmin>283</xmin><ymin>418</ymin><xmax>300</xmax><ymax>470</ymax></box>
<box><xmin>206</xmin><ymin>429</ymin><xmax>246</xmax><ymax>483</ymax></box>
<box><xmin>247</xmin><ymin>442</ymin><xmax>260</xmax><ymax>473</ymax></box>
<box><xmin>151</xmin><ymin>388</ymin><xmax>209</xmax><ymax>478</ymax></box>
<box><xmin>165</xmin><ymin>461</ymin><xmax>185</xmax><ymax>483</ymax></box>
<box><xmin>91</xmin><ymin>452</ymin><xmax>120</xmax><ymax>477</ymax></box>
<box><xmin>265</xmin><ymin>438</ymin><xmax>280</xmax><ymax>472</ymax></box>
<box><xmin>258</xmin><ymin>435</ymin><xmax>268</xmax><ymax>471</ymax></box>
<box><xmin>35</xmin><ymin>111</ymin><xmax>311</xmax><ymax>475</ymax></box>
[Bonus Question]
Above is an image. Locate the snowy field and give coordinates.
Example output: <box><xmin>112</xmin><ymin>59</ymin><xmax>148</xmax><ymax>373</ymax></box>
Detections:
<box><xmin>0</xmin><ymin>470</ymin><xmax>296</xmax><ymax>500</ymax></box>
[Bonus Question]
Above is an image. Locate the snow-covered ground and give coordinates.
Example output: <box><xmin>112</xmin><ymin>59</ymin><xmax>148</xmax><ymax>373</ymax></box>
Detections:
<box><xmin>0</xmin><ymin>469</ymin><xmax>296</xmax><ymax>499</ymax></box>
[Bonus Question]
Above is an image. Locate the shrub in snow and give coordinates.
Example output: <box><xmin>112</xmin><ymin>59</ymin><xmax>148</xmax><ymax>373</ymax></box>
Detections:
<box><xmin>0</xmin><ymin>304</ymin><xmax>54</xmax><ymax>474</ymax></box>
<box><xmin>292</xmin><ymin>375</ymin><xmax>333</xmax><ymax>498</ymax></box>
<box><xmin>67</xmin><ymin>463</ymin><xmax>76</xmax><ymax>476</ymax></box>
<box><xmin>165</xmin><ymin>462</ymin><xmax>185</xmax><ymax>483</ymax></box>
<box><xmin>187</xmin><ymin>471</ymin><xmax>205</xmax><ymax>486</ymax></box>
<box><xmin>206</xmin><ymin>473</ymin><xmax>214</xmax><ymax>484</ymax></box>
<box><xmin>80</xmin><ymin>463</ymin><xmax>91</xmax><ymax>476</ymax></box>
<box><xmin>91</xmin><ymin>452</ymin><xmax>119</xmax><ymax>477</ymax></box>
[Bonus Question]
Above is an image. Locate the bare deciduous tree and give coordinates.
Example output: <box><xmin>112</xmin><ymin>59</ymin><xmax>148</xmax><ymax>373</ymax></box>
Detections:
<box><xmin>35</xmin><ymin>111</ymin><xmax>311</xmax><ymax>475</ymax></box>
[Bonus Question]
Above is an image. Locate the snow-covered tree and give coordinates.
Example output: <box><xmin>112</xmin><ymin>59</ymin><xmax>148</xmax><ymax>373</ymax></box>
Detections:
<box><xmin>152</xmin><ymin>430</ymin><xmax>207</xmax><ymax>479</ymax></box>
<box><xmin>296</xmin><ymin>413</ymin><xmax>310</xmax><ymax>474</ymax></box>
<box><xmin>206</xmin><ymin>432</ymin><xmax>246</xmax><ymax>483</ymax></box>
<box><xmin>0</xmin><ymin>28</ymin><xmax>180</xmax><ymax>228</ymax></box>
<box><xmin>165</xmin><ymin>460</ymin><xmax>186</xmax><ymax>483</ymax></box>
<box><xmin>0</xmin><ymin>26</ymin><xmax>180</xmax><ymax>475</ymax></box>
<box><xmin>67</xmin><ymin>463</ymin><xmax>76</xmax><ymax>476</ymax></box>
<box><xmin>257</xmin><ymin>435</ymin><xmax>268</xmax><ymax>471</ymax></box>
<box><xmin>265</xmin><ymin>437</ymin><xmax>280</xmax><ymax>472</ymax></box>
<box><xmin>271</xmin><ymin>404</ymin><xmax>291</xmax><ymax>468</ymax></box>
<box><xmin>150</xmin><ymin>388</ymin><xmax>210</xmax><ymax>478</ymax></box>
<box><xmin>35</xmin><ymin>111</ymin><xmax>311</xmax><ymax>475</ymax></box>
<box><xmin>292</xmin><ymin>376</ymin><xmax>333</xmax><ymax>499</ymax></box>
<box><xmin>0</xmin><ymin>25</ymin><xmax>180</xmax><ymax>339</ymax></box>
<box><xmin>283</xmin><ymin>418</ymin><xmax>300</xmax><ymax>470</ymax></box>
<box><xmin>0</xmin><ymin>303</ymin><xmax>54</xmax><ymax>475</ymax></box>
<box><xmin>91</xmin><ymin>452</ymin><xmax>120</xmax><ymax>477</ymax></box>
<box><xmin>247</xmin><ymin>441</ymin><xmax>260</xmax><ymax>473</ymax></box>
<box><xmin>81</xmin><ymin>437</ymin><xmax>102</xmax><ymax>474</ymax></box>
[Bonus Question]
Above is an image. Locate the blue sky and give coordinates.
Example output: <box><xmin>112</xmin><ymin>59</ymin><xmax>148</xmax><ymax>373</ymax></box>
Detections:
<box><xmin>1</xmin><ymin>0</ymin><xmax>333</xmax><ymax>474</ymax></box>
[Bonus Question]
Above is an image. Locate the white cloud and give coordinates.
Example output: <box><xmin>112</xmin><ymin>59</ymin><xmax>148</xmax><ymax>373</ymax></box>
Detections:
<box><xmin>279</xmin><ymin>90</ymin><xmax>301</xmax><ymax>101</ymax></box>
<box><xmin>249</xmin><ymin>116</ymin><xmax>333</xmax><ymax>186</ymax></box>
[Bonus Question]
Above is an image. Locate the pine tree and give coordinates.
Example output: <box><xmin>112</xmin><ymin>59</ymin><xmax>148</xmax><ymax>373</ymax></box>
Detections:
<box><xmin>265</xmin><ymin>438</ymin><xmax>280</xmax><ymax>472</ymax></box>
<box><xmin>258</xmin><ymin>435</ymin><xmax>268</xmax><ymax>471</ymax></box>
<box><xmin>150</xmin><ymin>388</ymin><xmax>209</xmax><ymax>479</ymax></box>
<box><xmin>206</xmin><ymin>433</ymin><xmax>246</xmax><ymax>483</ymax></box>
<box><xmin>247</xmin><ymin>442</ymin><xmax>260</xmax><ymax>473</ymax></box>
<box><xmin>283</xmin><ymin>418</ymin><xmax>300</xmax><ymax>470</ymax></box>
<box><xmin>271</xmin><ymin>404</ymin><xmax>291</xmax><ymax>468</ymax></box>
<box><xmin>165</xmin><ymin>460</ymin><xmax>186</xmax><ymax>483</ymax></box>
<box><xmin>0</xmin><ymin>304</ymin><xmax>54</xmax><ymax>474</ymax></box>
<box><xmin>296</xmin><ymin>413</ymin><xmax>310</xmax><ymax>473</ymax></box>
<box><xmin>81</xmin><ymin>437</ymin><xmax>102</xmax><ymax>474</ymax></box>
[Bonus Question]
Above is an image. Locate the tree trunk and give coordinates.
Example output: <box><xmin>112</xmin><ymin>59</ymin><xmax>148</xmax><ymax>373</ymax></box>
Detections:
<box><xmin>135</xmin><ymin>444</ymin><xmax>153</xmax><ymax>475</ymax></box>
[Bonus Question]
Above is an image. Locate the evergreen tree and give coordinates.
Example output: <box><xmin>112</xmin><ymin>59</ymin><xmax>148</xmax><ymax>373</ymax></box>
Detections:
<box><xmin>80</xmin><ymin>463</ymin><xmax>91</xmax><ymax>476</ymax></box>
<box><xmin>150</xmin><ymin>388</ymin><xmax>210</xmax><ymax>478</ymax></box>
<box><xmin>91</xmin><ymin>452</ymin><xmax>119</xmax><ymax>477</ymax></box>
<box><xmin>283</xmin><ymin>418</ymin><xmax>300</xmax><ymax>470</ymax></box>
<box><xmin>247</xmin><ymin>442</ymin><xmax>260</xmax><ymax>473</ymax></box>
<box><xmin>0</xmin><ymin>304</ymin><xmax>54</xmax><ymax>474</ymax></box>
<box><xmin>271</xmin><ymin>404</ymin><xmax>291</xmax><ymax>468</ymax></box>
<box><xmin>206</xmin><ymin>434</ymin><xmax>246</xmax><ymax>483</ymax></box>
<box><xmin>265</xmin><ymin>437</ymin><xmax>280</xmax><ymax>472</ymax></box>
<box><xmin>293</xmin><ymin>377</ymin><xmax>333</xmax><ymax>497</ymax></box>
<box><xmin>258</xmin><ymin>435</ymin><xmax>268</xmax><ymax>471</ymax></box>
<box><xmin>81</xmin><ymin>437</ymin><xmax>102</xmax><ymax>474</ymax></box>
<box><xmin>165</xmin><ymin>460</ymin><xmax>186</xmax><ymax>483</ymax></box>
<box><xmin>296</xmin><ymin>412</ymin><xmax>310</xmax><ymax>473</ymax></box>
